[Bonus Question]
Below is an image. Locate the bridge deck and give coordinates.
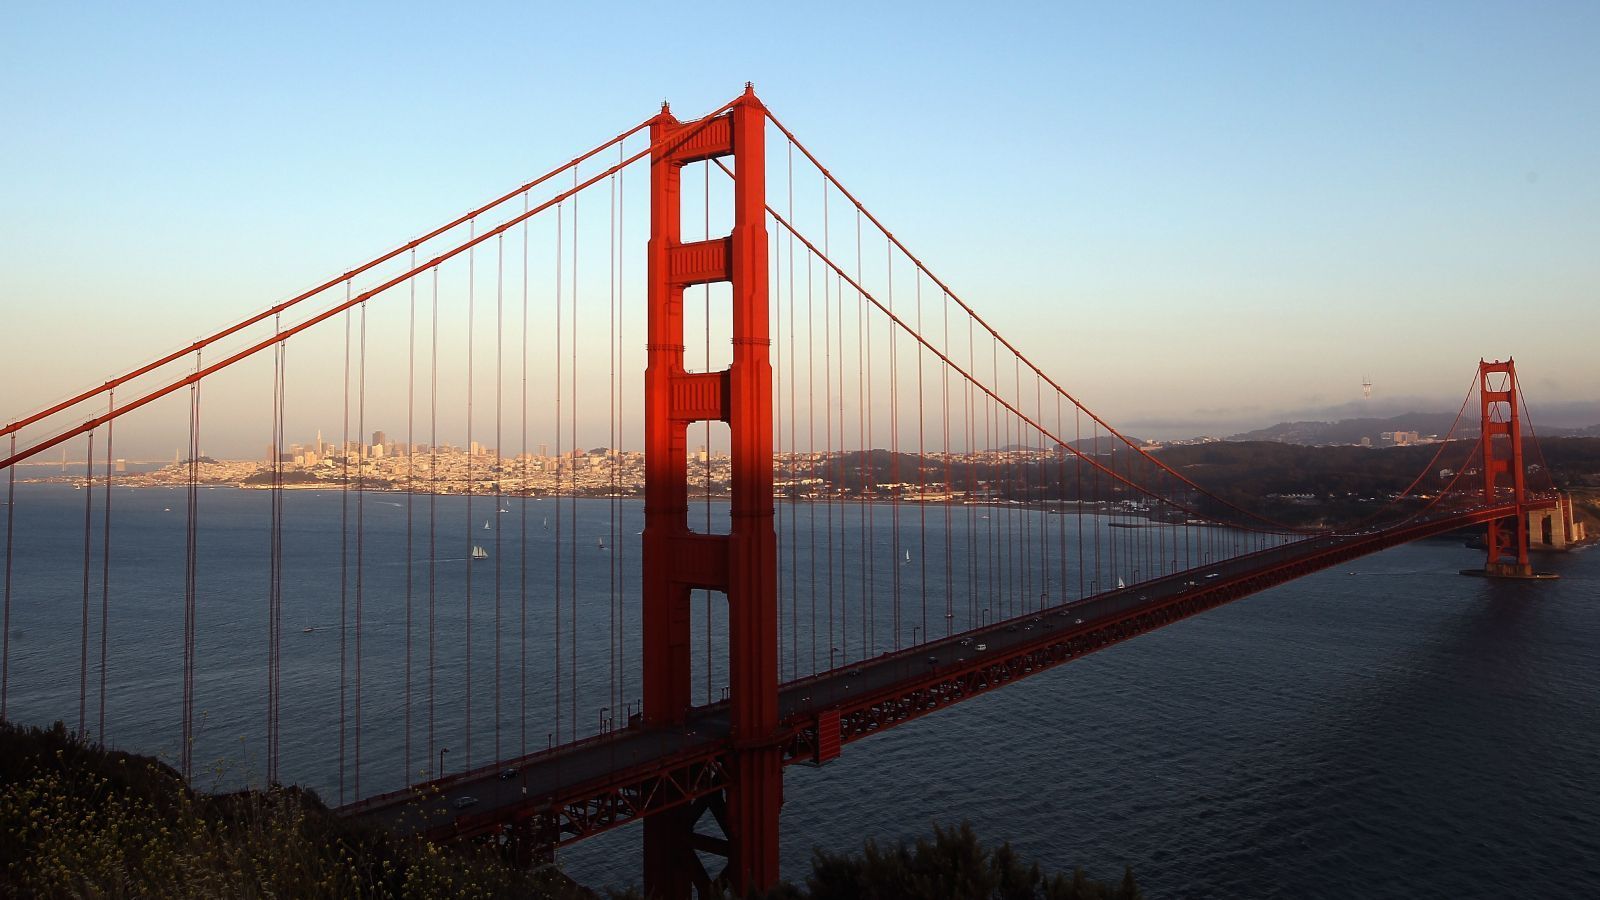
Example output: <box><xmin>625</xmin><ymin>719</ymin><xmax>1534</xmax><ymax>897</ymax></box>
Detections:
<box><xmin>343</xmin><ymin>505</ymin><xmax>1524</xmax><ymax>846</ymax></box>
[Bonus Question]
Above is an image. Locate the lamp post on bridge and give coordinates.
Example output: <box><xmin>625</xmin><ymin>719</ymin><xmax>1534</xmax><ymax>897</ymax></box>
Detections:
<box><xmin>830</xmin><ymin>646</ymin><xmax>840</xmax><ymax>669</ymax></box>
<box><xmin>912</xmin><ymin>626</ymin><xmax>921</xmax><ymax>646</ymax></box>
<box><xmin>438</xmin><ymin>747</ymin><xmax>449</xmax><ymax>779</ymax></box>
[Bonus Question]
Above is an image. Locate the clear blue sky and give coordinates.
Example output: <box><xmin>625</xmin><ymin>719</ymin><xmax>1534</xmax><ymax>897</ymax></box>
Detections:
<box><xmin>3</xmin><ymin>1</ymin><xmax>1597</xmax><ymax>450</ymax></box>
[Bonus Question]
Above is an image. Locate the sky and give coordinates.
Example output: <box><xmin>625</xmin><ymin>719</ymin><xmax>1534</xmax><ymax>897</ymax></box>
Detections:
<box><xmin>3</xmin><ymin>1</ymin><xmax>1598</xmax><ymax>456</ymax></box>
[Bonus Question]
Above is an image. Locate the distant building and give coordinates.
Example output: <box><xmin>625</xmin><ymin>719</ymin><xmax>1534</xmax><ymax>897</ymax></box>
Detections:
<box><xmin>372</xmin><ymin>430</ymin><xmax>387</xmax><ymax>451</ymax></box>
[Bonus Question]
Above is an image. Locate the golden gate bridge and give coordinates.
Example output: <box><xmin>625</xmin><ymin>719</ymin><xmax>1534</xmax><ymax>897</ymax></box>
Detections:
<box><xmin>0</xmin><ymin>85</ymin><xmax>1571</xmax><ymax>897</ymax></box>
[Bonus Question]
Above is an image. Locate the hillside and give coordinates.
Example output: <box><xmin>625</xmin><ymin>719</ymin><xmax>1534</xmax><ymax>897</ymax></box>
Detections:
<box><xmin>1228</xmin><ymin>415</ymin><xmax>1600</xmax><ymax>446</ymax></box>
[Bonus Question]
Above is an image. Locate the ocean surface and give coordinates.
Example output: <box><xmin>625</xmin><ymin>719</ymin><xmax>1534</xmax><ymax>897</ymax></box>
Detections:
<box><xmin>2</xmin><ymin>482</ymin><xmax>1597</xmax><ymax>898</ymax></box>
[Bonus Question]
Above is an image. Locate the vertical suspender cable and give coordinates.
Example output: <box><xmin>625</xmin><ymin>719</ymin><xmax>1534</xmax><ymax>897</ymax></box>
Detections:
<box><xmin>857</xmin><ymin>208</ymin><xmax>871</xmax><ymax>652</ymax></box>
<box><xmin>960</xmin><ymin>312</ymin><xmax>972</xmax><ymax>627</ymax></box>
<box><xmin>807</xmin><ymin>245</ymin><xmax>817</xmax><ymax>672</ymax></box>
<box><xmin>616</xmin><ymin>145</ymin><xmax>627</xmax><ymax>712</ymax></box>
<box><xmin>787</xmin><ymin>141</ymin><xmax>799</xmax><ymax>678</ymax></box>
<box><xmin>569</xmin><ymin>172</ymin><xmax>579</xmax><ymax>734</ymax></box>
<box><xmin>495</xmin><ymin>233</ymin><xmax>504</xmax><ymax>764</ymax></box>
<box><xmin>265</xmin><ymin>335</ymin><xmax>281</xmax><ymax>782</ymax></box>
<box><xmin>354</xmin><ymin>298</ymin><xmax>367</xmax><ymax>799</ymax></box>
<box><xmin>405</xmin><ymin>250</ymin><xmax>415</xmax><ymax>784</ymax></box>
<box><xmin>1075</xmin><ymin>409</ymin><xmax>1088</xmax><ymax>598</ymax></box>
<box><xmin>339</xmin><ymin>298</ymin><xmax>350</xmax><ymax>802</ymax></box>
<box><xmin>465</xmin><ymin>219</ymin><xmax>476</xmax><ymax>769</ymax></box>
<box><xmin>987</xmin><ymin>338</ymin><xmax>998</xmax><ymax>617</ymax></box>
<box><xmin>703</xmin><ymin>161</ymin><xmax>712</xmax><ymax>702</ymax></box>
<box><xmin>182</xmin><ymin>350</ymin><xmax>202</xmax><ymax>781</ymax></box>
<box><xmin>98</xmin><ymin>392</ymin><xmax>115</xmax><ymax>742</ymax></box>
<box><xmin>520</xmin><ymin>192</ymin><xmax>529</xmax><ymax>758</ymax></box>
<box><xmin>887</xmin><ymin>231</ymin><xmax>900</xmax><ymax>648</ymax></box>
<box><xmin>1</xmin><ymin>434</ymin><xmax>13</xmax><ymax>720</ymax></box>
<box><xmin>934</xmin><ymin>286</ymin><xmax>947</xmax><ymax>630</ymax></box>
<box><xmin>1049</xmin><ymin>392</ymin><xmax>1062</xmax><ymax>602</ymax></box>
<box><xmin>275</xmin><ymin>343</ymin><xmax>287</xmax><ymax>780</ymax></box>
<box><xmin>772</xmin><ymin>224</ymin><xmax>784</xmax><ymax>674</ymax></box>
<box><xmin>428</xmin><ymin>268</ymin><xmax>439</xmax><ymax>775</ymax></box>
<box><xmin>77</xmin><ymin>430</ymin><xmax>94</xmax><ymax>737</ymax></box>
<box><xmin>916</xmin><ymin>272</ymin><xmax>927</xmax><ymax>641</ymax></box>
<box><xmin>700</xmin><ymin>160</ymin><xmax>707</xmax><ymax>701</ymax></box>
<box><xmin>1036</xmin><ymin>373</ymin><xmax>1045</xmax><ymax>606</ymax></box>
<box><xmin>608</xmin><ymin>164</ymin><xmax>618</xmax><ymax>721</ymax></box>
<box><xmin>822</xmin><ymin>183</ymin><xmax>835</xmax><ymax>667</ymax></box>
<box><xmin>554</xmin><ymin>197</ymin><xmax>563</xmax><ymax>744</ymax></box>
<box><xmin>1091</xmin><ymin>422</ymin><xmax>1100</xmax><ymax>596</ymax></box>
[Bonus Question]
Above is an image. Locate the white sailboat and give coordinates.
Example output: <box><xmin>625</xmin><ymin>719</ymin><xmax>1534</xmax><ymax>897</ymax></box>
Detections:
<box><xmin>1116</xmin><ymin>577</ymin><xmax>1126</xmax><ymax>590</ymax></box>
<box><xmin>483</xmin><ymin>520</ymin><xmax>491</xmax><ymax>530</ymax></box>
<box><xmin>903</xmin><ymin>550</ymin><xmax>911</xmax><ymax>565</ymax></box>
<box><xmin>472</xmin><ymin>545</ymin><xmax>488</xmax><ymax>560</ymax></box>
<box><xmin>597</xmin><ymin>537</ymin><xmax>607</xmax><ymax>551</ymax></box>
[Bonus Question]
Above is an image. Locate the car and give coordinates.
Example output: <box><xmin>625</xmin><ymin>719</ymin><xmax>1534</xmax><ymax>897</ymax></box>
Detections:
<box><xmin>453</xmin><ymin>796</ymin><xmax>479</xmax><ymax>809</ymax></box>
<box><xmin>1074</xmin><ymin>618</ymin><xmax>1083</xmax><ymax>625</ymax></box>
<box><xmin>975</xmin><ymin>643</ymin><xmax>987</xmax><ymax>651</ymax></box>
<box><xmin>498</xmin><ymin>768</ymin><xmax>518</xmax><ymax>780</ymax></box>
<box><xmin>847</xmin><ymin>668</ymin><xmax>862</xmax><ymax>677</ymax></box>
<box><xmin>926</xmin><ymin>655</ymin><xmax>938</xmax><ymax>664</ymax></box>
<box><xmin>1023</xmin><ymin>624</ymin><xmax>1034</xmax><ymax>631</ymax></box>
<box><xmin>958</xmin><ymin>638</ymin><xmax>974</xmax><ymax>647</ymax></box>
<box><xmin>1205</xmin><ymin>573</ymin><xmax>1220</xmax><ymax>580</ymax></box>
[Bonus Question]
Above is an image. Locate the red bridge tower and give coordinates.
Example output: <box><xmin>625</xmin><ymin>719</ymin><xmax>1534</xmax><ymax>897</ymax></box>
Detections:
<box><xmin>1477</xmin><ymin>358</ymin><xmax>1534</xmax><ymax>577</ymax></box>
<box><xmin>642</xmin><ymin>85</ymin><xmax>781</xmax><ymax>897</ymax></box>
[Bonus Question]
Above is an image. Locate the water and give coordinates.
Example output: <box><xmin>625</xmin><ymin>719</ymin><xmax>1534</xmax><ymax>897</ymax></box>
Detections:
<box><xmin>3</xmin><ymin>483</ymin><xmax>1597</xmax><ymax>898</ymax></box>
